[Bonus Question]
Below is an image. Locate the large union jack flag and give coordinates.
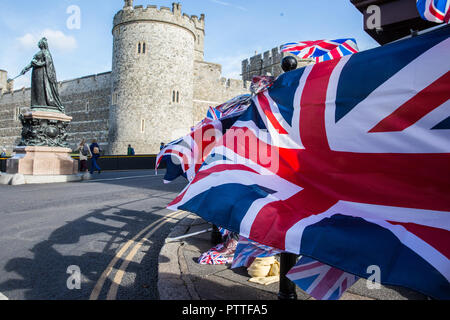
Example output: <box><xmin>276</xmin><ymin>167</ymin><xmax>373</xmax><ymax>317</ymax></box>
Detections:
<box><xmin>281</xmin><ymin>39</ymin><xmax>359</xmax><ymax>63</ymax></box>
<box><xmin>169</xmin><ymin>26</ymin><xmax>450</xmax><ymax>299</ymax></box>
<box><xmin>417</xmin><ymin>0</ymin><xmax>450</xmax><ymax>24</ymax></box>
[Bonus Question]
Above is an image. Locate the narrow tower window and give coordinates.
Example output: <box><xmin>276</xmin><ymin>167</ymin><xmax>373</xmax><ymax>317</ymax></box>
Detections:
<box><xmin>171</xmin><ymin>90</ymin><xmax>180</xmax><ymax>104</ymax></box>
<box><xmin>142</xmin><ymin>42</ymin><xmax>146</xmax><ymax>54</ymax></box>
<box><xmin>138</xmin><ymin>43</ymin><xmax>141</xmax><ymax>54</ymax></box>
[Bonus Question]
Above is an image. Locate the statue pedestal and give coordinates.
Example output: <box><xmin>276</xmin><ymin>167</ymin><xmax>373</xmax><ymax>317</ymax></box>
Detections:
<box><xmin>1</xmin><ymin>109</ymin><xmax>80</xmax><ymax>184</ymax></box>
<box><xmin>19</xmin><ymin>110</ymin><xmax>72</xmax><ymax>147</ymax></box>
<box><xmin>6</xmin><ymin>146</ymin><xmax>78</xmax><ymax>176</ymax></box>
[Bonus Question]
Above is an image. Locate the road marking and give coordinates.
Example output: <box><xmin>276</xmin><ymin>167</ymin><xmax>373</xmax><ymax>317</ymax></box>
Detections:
<box><xmin>0</xmin><ymin>292</ymin><xmax>8</xmax><ymax>300</ymax></box>
<box><xmin>106</xmin><ymin>210</ymin><xmax>186</xmax><ymax>300</ymax></box>
<box><xmin>87</xmin><ymin>174</ymin><xmax>162</xmax><ymax>183</ymax></box>
<box><xmin>89</xmin><ymin>210</ymin><xmax>185</xmax><ymax>300</ymax></box>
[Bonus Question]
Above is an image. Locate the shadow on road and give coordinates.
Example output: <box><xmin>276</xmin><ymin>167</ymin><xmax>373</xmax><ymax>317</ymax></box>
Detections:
<box><xmin>0</xmin><ymin>198</ymin><xmax>184</xmax><ymax>300</ymax></box>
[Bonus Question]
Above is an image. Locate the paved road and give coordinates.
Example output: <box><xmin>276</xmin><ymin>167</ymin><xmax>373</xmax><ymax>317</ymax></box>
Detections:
<box><xmin>0</xmin><ymin>170</ymin><xmax>187</xmax><ymax>300</ymax></box>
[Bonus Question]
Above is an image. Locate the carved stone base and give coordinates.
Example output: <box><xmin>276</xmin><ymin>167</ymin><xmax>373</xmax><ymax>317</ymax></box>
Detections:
<box><xmin>6</xmin><ymin>146</ymin><xmax>78</xmax><ymax>176</ymax></box>
<box><xmin>19</xmin><ymin>110</ymin><xmax>72</xmax><ymax>148</ymax></box>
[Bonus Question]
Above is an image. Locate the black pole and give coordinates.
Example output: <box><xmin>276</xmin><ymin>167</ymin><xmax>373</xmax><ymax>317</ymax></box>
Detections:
<box><xmin>278</xmin><ymin>252</ymin><xmax>298</xmax><ymax>300</ymax></box>
<box><xmin>211</xmin><ymin>224</ymin><xmax>223</xmax><ymax>245</ymax></box>
<box><xmin>277</xmin><ymin>57</ymin><xmax>300</xmax><ymax>300</ymax></box>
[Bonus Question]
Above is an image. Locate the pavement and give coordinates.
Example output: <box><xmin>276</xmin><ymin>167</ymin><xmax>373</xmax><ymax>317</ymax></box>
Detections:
<box><xmin>158</xmin><ymin>214</ymin><xmax>429</xmax><ymax>301</ymax></box>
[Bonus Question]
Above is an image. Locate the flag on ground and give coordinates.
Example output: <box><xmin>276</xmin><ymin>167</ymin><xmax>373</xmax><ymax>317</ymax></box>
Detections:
<box><xmin>232</xmin><ymin>236</ymin><xmax>282</xmax><ymax>269</ymax></box>
<box><xmin>287</xmin><ymin>256</ymin><xmax>359</xmax><ymax>300</ymax></box>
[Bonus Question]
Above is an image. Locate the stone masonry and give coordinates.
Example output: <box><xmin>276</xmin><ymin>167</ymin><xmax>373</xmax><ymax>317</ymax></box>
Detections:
<box><xmin>241</xmin><ymin>46</ymin><xmax>314</xmax><ymax>82</ymax></box>
<box><xmin>0</xmin><ymin>72</ymin><xmax>111</xmax><ymax>153</ymax></box>
<box><xmin>0</xmin><ymin>2</ymin><xmax>249</xmax><ymax>155</ymax></box>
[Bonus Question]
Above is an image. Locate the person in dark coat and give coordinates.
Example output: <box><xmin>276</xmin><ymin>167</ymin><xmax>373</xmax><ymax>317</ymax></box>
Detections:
<box><xmin>89</xmin><ymin>139</ymin><xmax>102</xmax><ymax>174</ymax></box>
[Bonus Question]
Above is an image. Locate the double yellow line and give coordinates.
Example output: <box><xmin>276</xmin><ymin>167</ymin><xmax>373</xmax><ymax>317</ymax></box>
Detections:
<box><xmin>89</xmin><ymin>210</ymin><xmax>186</xmax><ymax>300</ymax></box>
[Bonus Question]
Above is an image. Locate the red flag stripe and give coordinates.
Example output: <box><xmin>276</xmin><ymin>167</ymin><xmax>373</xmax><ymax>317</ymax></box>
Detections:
<box><xmin>369</xmin><ymin>71</ymin><xmax>450</xmax><ymax>132</ymax></box>
<box><xmin>257</xmin><ymin>93</ymin><xmax>289</xmax><ymax>134</ymax></box>
<box><xmin>387</xmin><ymin>221</ymin><xmax>450</xmax><ymax>259</ymax></box>
<box><xmin>299</xmin><ymin>59</ymin><xmax>340</xmax><ymax>149</ymax></box>
<box><xmin>430</xmin><ymin>1</ymin><xmax>446</xmax><ymax>20</ymax></box>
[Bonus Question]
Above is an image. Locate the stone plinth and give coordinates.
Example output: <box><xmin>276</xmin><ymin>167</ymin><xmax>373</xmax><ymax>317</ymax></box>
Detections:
<box><xmin>7</xmin><ymin>146</ymin><xmax>78</xmax><ymax>176</ymax></box>
<box><xmin>19</xmin><ymin>110</ymin><xmax>72</xmax><ymax>148</ymax></box>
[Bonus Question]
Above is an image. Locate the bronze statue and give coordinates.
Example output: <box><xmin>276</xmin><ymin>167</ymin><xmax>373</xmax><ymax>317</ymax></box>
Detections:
<box><xmin>20</xmin><ymin>37</ymin><xmax>65</xmax><ymax>113</ymax></box>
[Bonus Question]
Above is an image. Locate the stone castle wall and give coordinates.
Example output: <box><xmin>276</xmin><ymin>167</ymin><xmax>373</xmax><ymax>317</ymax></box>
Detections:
<box><xmin>193</xmin><ymin>60</ymin><xmax>249</xmax><ymax>124</ymax></box>
<box><xmin>241</xmin><ymin>46</ymin><xmax>314</xmax><ymax>82</ymax></box>
<box><xmin>0</xmin><ymin>72</ymin><xmax>111</xmax><ymax>152</ymax></box>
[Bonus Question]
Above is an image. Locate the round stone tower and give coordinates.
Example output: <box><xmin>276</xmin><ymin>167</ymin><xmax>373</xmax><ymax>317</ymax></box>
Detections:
<box><xmin>109</xmin><ymin>1</ymin><xmax>204</xmax><ymax>154</ymax></box>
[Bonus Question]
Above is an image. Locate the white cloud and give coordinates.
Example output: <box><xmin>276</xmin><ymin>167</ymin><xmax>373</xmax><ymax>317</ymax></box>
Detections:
<box><xmin>210</xmin><ymin>0</ymin><xmax>248</xmax><ymax>12</ymax></box>
<box><xmin>212</xmin><ymin>53</ymin><xmax>251</xmax><ymax>79</ymax></box>
<box><xmin>17</xmin><ymin>29</ymin><xmax>77</xmax><ymax>52</ymax></box>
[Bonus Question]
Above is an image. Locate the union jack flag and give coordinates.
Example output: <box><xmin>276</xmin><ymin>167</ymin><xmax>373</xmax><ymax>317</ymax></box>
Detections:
<box><xmin>417</xmin><ymin>0</ymin><xmax>450</xmax><ymax>24</ymax></box>
<box><xmin>287</xmin><ymin>256</ymin><xmax>359</xmax><ymax>300</ymax></box>
<box><xmin>281</xmin><ymin>39</ymin><xmax>359</xmax><ymax>63</ymax></box>
<box><xmin>157</xmin><ymin>95</ymin><xmax>251</xmax><ymax>183</ymax></box>
<box><xmin>156</xmin><ymin>119</ymin><xmax>223</xmax><ymax>183</ymax></box>
<box><xmin>169</xmin><ymin>25</ymin><xmax>450</xmax><ymax>299</ymax></box>
<box><xmin>232</xmin><ymin>236</ymin><xmax>282</xmax><ymax>269</ymax></box>
<box><xmin>198</xmin><ymin>244</ymin><xmax>234</xmax><ymax>265</ymax></box>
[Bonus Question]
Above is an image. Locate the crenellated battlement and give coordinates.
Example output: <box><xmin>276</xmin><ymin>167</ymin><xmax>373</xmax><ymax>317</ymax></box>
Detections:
<box><xmin>113</xmin><ymin>2</ymin><xmax>205</xmax><ymax>38</ymax></box>
<box><xmin>219</xmin><ymin>77</ymin><xmax>250</xmax><ymax>90</ymax></box>
<box><xmin>241</xmin><ymin>46</ymin><xmax>314</xmax><ymax>82</ymax></box>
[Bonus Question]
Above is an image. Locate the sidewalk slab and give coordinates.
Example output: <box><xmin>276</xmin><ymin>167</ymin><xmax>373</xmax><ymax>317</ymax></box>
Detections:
<box><xmin>158</xmin><ymin>214</ymin><xmax>428</xmax><ymax>301</ymax></box>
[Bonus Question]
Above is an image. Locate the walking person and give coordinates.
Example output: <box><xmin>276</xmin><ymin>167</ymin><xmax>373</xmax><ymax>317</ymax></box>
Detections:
<box><xmin>77</xmin><ymin>139</ymin><xmax>92</xmax><ymax>173</ymax></box>
<box><xmin>0</xmin><ymin>148</ymin><xmax>6</xmax><ymax>158</ymax></box>
<box><xmin>90</xmin><ymin>139</ymin><xmax>102</xmax><ymax>174</ymax></box>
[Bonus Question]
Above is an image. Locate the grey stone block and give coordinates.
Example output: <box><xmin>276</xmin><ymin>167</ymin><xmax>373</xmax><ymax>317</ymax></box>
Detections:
<box><xmin>0</xmin><ymin>174</ymin><xmax>12</xmax><ymax>185</ymax></box>
<box><xmin>192</xmin><ymin>274</ymin><xmax>278</xmax><ymax>300</ymax></box>
<box><xmin>10</xmin><ymin>173</ymin><xmax>25</xmax><ymax>185</ymax></box>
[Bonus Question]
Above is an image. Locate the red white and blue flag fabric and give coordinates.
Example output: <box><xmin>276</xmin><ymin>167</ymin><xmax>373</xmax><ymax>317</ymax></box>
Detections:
<box><xmin>287</xmin><ymin>256</ymin><xmax>359</xmax><ymax>300</ymax></box>
<box><xmin>417</xmin><ymin>0</ymin><xmax>450</xmax><ymax>24</ymax></box>
<box><xmin>169</xmin><ymin>25</ymin><xmax>450</xmax><ymax>299</ymax></box>
<box><xmin>157</xmin><ymin>95</ymin><xmax>251</xmax><ymax>183</ymax></box>
<box><xmin>207</xmin><ymin>94</ymin><xmax>252</xmax><ymax>120</ymax></box>
<box><xmin>198</xmin><ymin>242</ymin><xmax>234</xmax><ymax>265</ymax></box>
<box><xmin>281</xmin><ymin>39</ymin><xmax>359</xmax><ymax>63</ymax></box>
<box><xmin>156</xmin><ymin>119</ymin><xmax>223</xmax><ymax>183</ymax></box>
<box><xmin>232</xmin><ymin>236</ymin><xmax>282</xmax><ymax>269</ymax></box>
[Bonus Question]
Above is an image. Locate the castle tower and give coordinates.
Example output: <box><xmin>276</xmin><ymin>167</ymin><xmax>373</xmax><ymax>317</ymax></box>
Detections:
<box><xmin>192</xmin><ymin>14</ymin><xmax>205</xmax><ymax>61</ymax></box>
<box><xmin>109</xmin><ymin>2</ymin><xmax>203</xmax><ymax>154</ymax></box>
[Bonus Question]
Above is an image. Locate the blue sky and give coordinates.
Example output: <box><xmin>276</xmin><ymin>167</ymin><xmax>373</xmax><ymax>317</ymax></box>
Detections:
<box><xmin>0</xmin><ymin>0</ymin><xmax>379</xmax><ymax>89</ymax></box>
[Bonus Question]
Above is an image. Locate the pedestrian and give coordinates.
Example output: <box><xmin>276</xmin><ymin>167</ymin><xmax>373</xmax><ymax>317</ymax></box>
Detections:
<box><xmin>127</xmin><ymin>144</ymin><xmax>135</xmax><ymax>156</ymax></box>
<box><xmin>89</xmin><ymin>139</ymin><xmax>102</xmax><ymax>174</ymax></box>
<box><xmin>160</xmin><ymin>142</ymin><xmax>165</xmax><ymax>151</ymax></box>
<box><xmin>0</xmin><ymin>148</ymin><xmax>6</xmax><ymax>158</ymax></box>
<box><xmin>77</xmin><ymin>139</ymin><xmax>92</xmax><ymax>173</ymax></box>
